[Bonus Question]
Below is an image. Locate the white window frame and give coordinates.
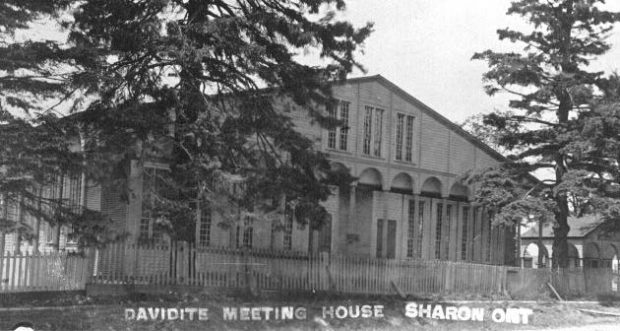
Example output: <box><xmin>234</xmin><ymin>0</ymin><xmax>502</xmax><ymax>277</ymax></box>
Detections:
<box><xmin>362</xmin><ymin>105</ymin><xmax>384</xmax><ymax>157</ymax></box>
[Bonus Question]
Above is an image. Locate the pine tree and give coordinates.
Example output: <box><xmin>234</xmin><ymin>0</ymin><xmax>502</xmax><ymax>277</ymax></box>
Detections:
<box><xmin>473</xmin><ymin>0</ymin><xmax>620</xmax><ymax>268</ymax></box>
<box><xmin>1</xmin><ymin>1</ymin><xmax>371</xmax><ymax>245</ymax></box>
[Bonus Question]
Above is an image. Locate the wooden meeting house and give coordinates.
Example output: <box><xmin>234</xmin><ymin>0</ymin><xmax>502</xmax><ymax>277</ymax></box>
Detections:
<box><xmin>184</xmin><ymin>75</ymin><xmax>517</xmax><ymax>265</ymax></box>
<box><xmin>0</xmin><ymin>75</ymin><xmax>517</xmax><ymax>267</ymax></box>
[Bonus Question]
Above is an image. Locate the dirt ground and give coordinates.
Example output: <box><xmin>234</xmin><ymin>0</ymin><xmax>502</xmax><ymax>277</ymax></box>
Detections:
<box><xmin>1</xmin><ymin>293</ymin><xmax>620</xmax><ymax>330</ymax></box>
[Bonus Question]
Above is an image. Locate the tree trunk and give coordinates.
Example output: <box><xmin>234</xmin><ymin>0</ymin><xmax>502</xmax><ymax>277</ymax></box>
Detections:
<box><xmin>53</xmin><ymin>173</ymin><xmax>65</xmax><ymax>251</ymax></box>
<box><xmin>552</xmin><ymin>88</ymin><xmax>572</xmax><ymax>269</ymax></box>
<box><xmin>553</xmin><ymin>193</ymin><xmax>570</xmax><ymax>269</ymax></box>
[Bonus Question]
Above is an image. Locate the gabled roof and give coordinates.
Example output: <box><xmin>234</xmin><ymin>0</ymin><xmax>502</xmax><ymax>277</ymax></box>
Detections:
<box><xmin>336</xmin><ymin>75</ymin><xmax>506</xmax><ymax>163</ymax></box>
<box><xmin>521</xmin><ymin>214</ymin><xmax>603</xmax><ymax>239</ymax></box>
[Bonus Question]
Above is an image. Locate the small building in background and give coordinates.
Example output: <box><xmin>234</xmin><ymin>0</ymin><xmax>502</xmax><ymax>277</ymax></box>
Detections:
<box><xmin>520</xmin><ymin>215</ymin><xmax>620</xmax><ymax>270</ymax></box>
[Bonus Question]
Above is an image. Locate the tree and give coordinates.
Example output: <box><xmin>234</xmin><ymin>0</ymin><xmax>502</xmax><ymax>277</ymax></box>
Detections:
<box><xmin>0</xmin><ymin>1</ymin><xmax>122</xmax><ymax>250</ymax></box>
<box><xmin>460</xmin><ymin>111</ymin><xmax>519</xmax><ymax>152</ymax></box>
<box><xmin>1</xmin><ymin>1</ymin><xmax>372</xmax><ymax>246</ymax></box>
<box><xmin>472</xmin><ymin>0</ymin><xmax>620</xmax><ymax>268</ymax></box>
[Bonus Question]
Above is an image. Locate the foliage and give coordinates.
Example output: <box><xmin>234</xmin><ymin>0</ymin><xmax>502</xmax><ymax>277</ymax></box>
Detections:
<box><xmin>0</xmin><ymin>0</ymin><xmax>371</xmax><ymax>246</ymax></box>
<box><xmin>460</xmin><ymin>111</ymin><xmax>520</xmax><ymax>153</ymax></box>
<box><xmin>472</xmin><ymin>0</ymin><xmax>620</xmax><ymax>268</ymax></box>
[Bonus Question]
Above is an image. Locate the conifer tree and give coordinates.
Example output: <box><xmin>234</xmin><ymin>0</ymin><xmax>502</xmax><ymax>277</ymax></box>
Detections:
<box><xmin>473</xmin><ymin>0</ymin><xmax>620</xmax><ymax>268</ymax></box>
<box><xmin>1</xmin><ymin>1</ymin><xmax>371</xmax><ymax>245</ymax></box>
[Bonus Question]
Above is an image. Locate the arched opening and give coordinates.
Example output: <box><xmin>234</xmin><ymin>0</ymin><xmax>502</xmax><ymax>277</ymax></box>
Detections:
<box><xmin>449</xmin><ymin>183</ymin><xmax>470</xmax><ymax>202</ymax></box>
<box><xmin>567</xmin><ymin>243</ymin><xmax>580</xmax><ymax>269</ymax></box>
<box><xmin>610</xmin><ymin>245</ymin><xmax>620</xmax><ymax>292</ymax></box>
<box><xmin>523</xmin><ymin>242</ymin><xmax>549</xmax><ymax>268</ymax></box>
<box><xmin>330</xmin><ymin>162</ymin><xmax>348</xmax><ymax>173</ymax></box>
<box><xmin>391</xmin><ymin>173</ymin><xmax>413</xmax><ymax>195</ymax></box>
<box><xmin>358</xmin><ymin>168</ymin><xmax>382</xmax><ymax>190</ymax></box>
<box><xmin>584</xmin><ymin>242</ymin><xmax>601</xmax><ymax>268</ymax></box>
<box><xmin>601</xmin><ymin>243</ymin><xmax>619</xmax><ymax>269</ymax></box>
<box><xmin>420</xmin><ymin>177</ymin><xmax>442</xmax><ymax>198</ymax></box>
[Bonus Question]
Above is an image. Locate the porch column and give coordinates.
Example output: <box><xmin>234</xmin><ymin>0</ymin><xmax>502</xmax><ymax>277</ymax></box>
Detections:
<box><xmin>440</xmin><ymin>198</ymin><xmax>448</xmax><ymax>260</ymax></box>
<box><xmin>412</xmin><ymin>194</ymin><xmax>421</xmax><ymax>259</ymax></box>
<box><xmin>345</xmin><ymin>182</ymin><xmax>357</xmax><ymax>255</ymax></box>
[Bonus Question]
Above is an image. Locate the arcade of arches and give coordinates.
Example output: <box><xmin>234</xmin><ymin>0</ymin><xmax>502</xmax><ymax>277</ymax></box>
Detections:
<box><xmin>521</xmin><ymin>241</ymin><xmax>620</xmax><ymax>271</ymax></box>
<box><xmin>332</xmin><ymin>166</ymin><xmax>515</xmax><ymax>264</ymax></box>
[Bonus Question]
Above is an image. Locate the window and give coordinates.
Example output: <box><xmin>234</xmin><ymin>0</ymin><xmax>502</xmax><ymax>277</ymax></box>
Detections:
<box><xmin>236</xmin><ymin>216</ymin><xmax>253</xmax><ymax>248</ymax></box>
<box><xmin>395</xmin><ymin>113</ymin><xmax>415</xmax><ymax>162</ymax></box>
<box><xmin>326</xmin><ymin>100</ymin><xmax>350</xmax><ymax>151</ymax></box>
<box><xmin>327</xmin><ymin>104</ymin><xmax>337</xmax><ymax>149</ymax></box>
<box><xmin>66</xmin><ymin>173</ymin><xmax>82</xmax><ymax>213</ymax></box>
<box><xmin>139</xmin><ymin>219</ymin><xmax>150</xmax><ymax>240</ymax></box>
<box><xmin>417</xmin><ymin>200</ymin><xmax>425</xmax><ymax>258</ymax></box>
<box><xmin>199</xmin><ymin>203</ymin><xmax>211</xmax><ymax>247</ymax></box>
<box><xmin>461</xmin><ymin>206</ymin><xmax>470</xmax><ymax>260</ymax></box>
<box><xmin>141</xmin><ymin>166</ymin><xmax>168</xmax><ymax>241</ymax></box>
<box><xmin>406</xmin><ymin>200</ymin><xmax>415</xmax><ymax>258</ymax></box>
<box><xmin>362</xmin><ymin>106</ymin><xmax>385</xmax><ymax>157</ymax></box>
<box><xmin>376</xmin><ymin>219</ymin><xmax>396</xmax><ymax>259</ymax></box>
<box><xmin>339</xmin><ymin>101</ymin><xmax>350</xmax><ymax>151</ymax></box>
<box><xmin>387</xmin><ymin>220</ymin><xmax>396</xmax><ymax>259</ymax></box>
<box><xmin>435</xmin><ymin>203</ymin><xmax>443</xmax><ymax>259</ymax></box>
<box><xmin>362</xmin><ymin>106</ymin><xmax>373</xmax><ymax>155</ymax></box>
<box><xmin>373</xmin><ymin>108</ymin><xmax>383</xmax><ymax>157</ymax></box>
<box><xmin>318</xmin><ymin>219</ymin><xmax>332</xmax><ymax>253</ymax></box>
<box><xmin>46</xmin><ymin>223</ymin><xmax>55</xmax><ymax>243</ymax></box>
<box><xmin>395</xmin><ymin>114</ymin><xmax>404</xmax><ymax>161</ymax></box>
<box><xmin>444</xmin><ymin>204</ymin><xmax>452</xmax><ymax>260</ymax></box>
<box><xmin>405</xmin><ymin>116</ymin><xmax>414</xmax><ymax>161</ymax></box>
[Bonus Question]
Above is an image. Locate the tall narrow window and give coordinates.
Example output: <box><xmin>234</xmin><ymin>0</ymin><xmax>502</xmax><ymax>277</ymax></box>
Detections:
<box><xmin>417</xmin><ymin>200</ymin><xmax>425</xmax><ymax>258</ymax></box>
<box><xmin>327</xmin><ymin>104</ymin><xmax>337</xmax><ymax>149</ymax></box>
<box><xmin>141</xmin><ymin>167</ymin><xmax>168</xmax><ymax>241</ymax></box>
<box><xmin>445</xmin><ymin>204</ymin><xmax>452</xmax><ymax>260</ymax></box>
<box><xmin>139</xmin><ymin>219</ymin><xmax>150</xmax><ymax>240</ymax></box>
<box><xmin>318</xmin><ymin>219</ymin><xmax>332</xmax><ymax>253</ymax></box>
<box><xmin>405</xmin><ymin>116</ymin><xmax>414</xmax><ymax>161</ymax></box>
<box><xmin>435</xmin><ymin>202</ymin><xmax>443</xmax><ymax>259</ymax></box>
<box><xmin>395</xmin><ymin>114</ymin><xmax>415</xmax><ymax>162</ymax></box>
<box><xmin>373</xmin><ymin>108</ymin><xmax>384</xmax><ymax>157</ymax></box>
<box><xmin>67</xmin><ymin>173</ymin><xmax>82</xmax><ymax>213</ymax></box>
<box><xmin>339</xmin><ymin>101</ymin><xmax>350</xmax><ymax>151</ymax></box>
<box><xmin>237</xmin><ymin>216</ymin><xmax>253</xmax><ymax>248</ymax></box>
<box><xmin>407</xmin><ymin>200</ymin><xmax>415</xmax><ymax>257</ymax></box>
<box><xmin>199</xmin><ymin>203</ymin><xmax>211</xmax><ymax>247</ymax></box>
<box><xmin>387</xmin><ymin>220</ymin><xmax>396</xmax><ymax>259</ymax></box>
<box><xmin>395</xmin><ymin>114</ymin><xmax>405</xmax><ymax>161</ymax></box>
<box><xmin>362</xmin><ymin>106</ymin><xmax>373</xmax><ymax>155</ymax></box>
<box><xmin>461</xmin><ymin>206</ymin><xmax>470</xmax><ymax>260</ymax></box>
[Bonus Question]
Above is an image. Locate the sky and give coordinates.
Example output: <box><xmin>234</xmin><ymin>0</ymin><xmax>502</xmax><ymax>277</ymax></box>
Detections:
<box><xmin>13</xmin><ymin>0</ymin><xmax>620</xmax><ymax>124</ymax></box>
<box><xmin>335</xmin><ymin>0</ymin><xmax>620</xmax><ymax>124</ymax></box>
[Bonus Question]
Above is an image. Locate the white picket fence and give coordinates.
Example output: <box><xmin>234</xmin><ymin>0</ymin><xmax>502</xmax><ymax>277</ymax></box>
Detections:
<box><xmin>0</xmin><ymin>251</ymin><xmax>92</xmax><ymax>292</ymax></box>
<box><xmin>90</xmin><ymin>242</ymin><xmax>620</xmax><ymax>299</ymax></box>
<box><xmin>90</xmin><ymin>242</ymin><xmax>510</xmax><ymax>296</ymax></box>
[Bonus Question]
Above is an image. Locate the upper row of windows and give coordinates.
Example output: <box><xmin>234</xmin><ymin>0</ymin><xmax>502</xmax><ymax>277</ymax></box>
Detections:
<box><xmin>326</xmin><ymin>100</ymin><xmax>415</xmax><ymax>162</ymax></box>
